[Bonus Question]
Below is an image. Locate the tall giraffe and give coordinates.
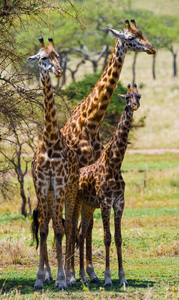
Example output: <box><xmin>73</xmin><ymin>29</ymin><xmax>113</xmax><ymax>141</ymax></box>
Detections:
<box><xmin>61</xmin><ymin>19</ymin><xmax>156</xmax><ymax>167</ymax></box>
<box><xmin>27</xmin><ymin>38</ymin><xmax>79</xmax><ymax>290</ymax></box>
<box><xmin>61</xmin><ymin>19</ymin><xmax>156</xmax><ymax>282</ymax></box>
<box><xmin>73</xmin><ymin>84</ymin><xmax>141</xmax><ymax>286</ymax></box>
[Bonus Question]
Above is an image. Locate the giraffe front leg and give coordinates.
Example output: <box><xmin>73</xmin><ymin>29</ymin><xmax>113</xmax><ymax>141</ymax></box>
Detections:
<box><xmin>86</xmin><ymin>217</ymin><xmax>100</xmax><ymax>283</ymax></box>
<box><xmin>101</xmin><ymin>204</ymin><xmax>112</xmax><ymax>287</ymax></box>
<box><xmin>33</xmin><ymin>188</ymin><xmax>49</xmax><ymax>290</ymax></box>
<box><xmin>34</xmin><ymin>225</ymin><xmax>48</xmax><ymax>290</ymax></box>
<box><xmin>113</xmin><ymin>196</ymin><xmax>128</xmax><ymax>287</ymax></box>
<box><xmin>52</xmin><ymin>199</ymin><xmax>67</xmax><ymax>290</ymax></box>
<box><xmin>44</xmin><ymin>192</ymin><xmax>54</xmax><ymax>282</ymax></box>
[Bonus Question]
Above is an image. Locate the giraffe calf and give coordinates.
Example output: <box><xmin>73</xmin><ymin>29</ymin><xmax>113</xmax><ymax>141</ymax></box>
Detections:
<box><xmin>72</xmin><ymin>84</ymin><xmax>141</xmax><ymax>287</ymax></box>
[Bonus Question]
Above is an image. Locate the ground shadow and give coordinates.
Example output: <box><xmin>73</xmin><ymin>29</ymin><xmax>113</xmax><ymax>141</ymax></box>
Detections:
<box><xmin>0</xmin><ymin>277</ymin><xmax>155</xmax><ymax>295</ymax></box>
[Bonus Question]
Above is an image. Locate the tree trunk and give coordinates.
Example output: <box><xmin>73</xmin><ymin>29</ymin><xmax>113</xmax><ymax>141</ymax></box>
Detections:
<box><xmin>132</xmin><ymin>52</ymin><xmax>138</xmax><ymax>87</ymax></box>
<box><xmin>27</xmin><ymin>185</ymin><xmax>31</xmax><ymax>216</ymax></box>
<box><xmin>102</xmin><ymin>46</ymin><xmax>110</xmax><ymax>70</ymax></box>
<box><xmin>173</xmin><ymin>52</ymin><xmax>177</xmax><ymax>77</ymax></box>
<box><xmin>93</xmin><ymin>61</ymin><xmax>97</xmax><ymax>73</ymax></box>
<box><xmin>152</xmin><ymin>53</ymin><xmax>156</xmax><ymax>79</ymax></box>
<box><xmin>20</xmin><ymin>179</ymin><xmax>27</xmax><ymax>216</ymax></box>
<box><xmin>61</xmin><ymin>58</ymin><xmax>67</xmax><ymax>87</ymax></box>
<box><xmin>170</xmin><ymin>46</ymin><xmax>177</xmax><ymax>77</ymax></box>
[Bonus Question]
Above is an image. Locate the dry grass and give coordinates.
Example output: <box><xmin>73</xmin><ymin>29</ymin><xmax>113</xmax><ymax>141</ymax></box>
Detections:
<box><xmin>0</xmin><ymin>238</ymin><xmax>36</xmax><ymax>265</ymax></box>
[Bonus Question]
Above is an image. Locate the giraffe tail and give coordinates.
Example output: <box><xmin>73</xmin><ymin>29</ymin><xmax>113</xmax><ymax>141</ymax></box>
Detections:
<box><xmin>31</xmin><ymin>208</ymin><xmax>39</xmax><ymax>250</ymax></box>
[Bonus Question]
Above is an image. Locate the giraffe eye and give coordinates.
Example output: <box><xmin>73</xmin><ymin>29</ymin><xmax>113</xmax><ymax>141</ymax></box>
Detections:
<box><xmin>128</xmin><ymin>36</ymin><xmax>135</xmax><ymax>40</ymax></box>
<box><xmin>41</xmin><ymin>57</ymin><xmax>48</xmax><ymax>61</ymax></box>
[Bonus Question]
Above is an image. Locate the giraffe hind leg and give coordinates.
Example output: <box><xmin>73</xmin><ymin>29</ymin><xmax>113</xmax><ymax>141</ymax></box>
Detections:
<box><xmin>70</xmin><ymin>196</ymin><xmax>82</xmax><ymax>284</ymax></box>
<box><xmin>51</xmin><ymin>196</ymin><xmax>66</xmax><ymax>290</ymax></box>
<box><xmin>64</xmin><ymin>182</ymin><xmax>79</xmax><ymax>287</ymax></box>
<box><xmin>44</xmin><ymin>238</ymin><xmax>53</xmax><ymax>281</ymax></box>
<box><xmin>34</xmin><ymin>219</ymin><xmax>48</xmax><ymax>290</ymax></box>
<box><xmin>79</xmin><ymin>203</ymin><xmax>95</xmax><ymax>284</ymax></box>
<box><xmin>101</xmin><ymin>203</ymin><xmax>112</xmax><ymax>287</ymax></box>
<box><xmin>86</xmin><ymin>217</ymin><xmax>100</xmax><ymax>283</ymax></box>
<box><xmin>113</xmin><ymin>196</ymin><xmax>128</xmax><ymax>287</ymax></box>
<box><xmin>43</xmin><ymin>191</ymin><xmax>55</xmax><ymax>282</ymax></box>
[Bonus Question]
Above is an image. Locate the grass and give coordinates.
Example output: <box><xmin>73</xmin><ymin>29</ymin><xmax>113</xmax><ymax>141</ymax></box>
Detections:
<box><xmin>0</xmin><ymin>152</ymin><xmax>178</xmax><ymax>299</ymax></box>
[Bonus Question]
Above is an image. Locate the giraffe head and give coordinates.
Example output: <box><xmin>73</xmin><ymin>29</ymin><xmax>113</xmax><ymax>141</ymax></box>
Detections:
<box><xmin>110</xmin><ymin>19</ymin><xmax>156</xmax><ymax>55</ymax></box>
<box><xmin>118</xmin><ymin>84</ymin><xmax>141</xmax><ymax>111</ymax></box>
<box><xmin>27</xmin><ymin>37</ymin><xmax>63</xmax><ymax>77</ymax></box>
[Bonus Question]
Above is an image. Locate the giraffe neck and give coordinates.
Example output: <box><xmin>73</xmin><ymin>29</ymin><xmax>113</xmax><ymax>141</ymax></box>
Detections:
<box><xmin>40</xmin><ymin>69</ymin><xmax>59</xmax><ymax>143</ymax></box>
<box><xmin>82</xmin><ymin>38</ymin><xmax>125</xmax><ymax>135</ymax></box>
<box><xmin>107</xmin><ymin>106</ymin><xmax>133</xmax><ymax>170</ymax></box>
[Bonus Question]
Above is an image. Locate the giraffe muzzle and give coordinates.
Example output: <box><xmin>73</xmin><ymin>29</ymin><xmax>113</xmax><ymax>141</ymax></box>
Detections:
<box><xmin>146</xmin><ymin>47</ymin><xmax>156</xmax><ymax>55</ymax></box>
<box><xmin>132</xmin><ymin>103</ymin><xmax>140</xmax><ymax>110</ymax></box>
<box><xmin>55</xmin><ymin>69</ymin><xmax>63</xmax><ymax>78</ymax></box>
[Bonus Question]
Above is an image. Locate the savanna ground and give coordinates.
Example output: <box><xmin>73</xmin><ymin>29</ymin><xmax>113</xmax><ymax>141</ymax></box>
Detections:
<box><xmin>0</xmin><ymin>152</ymin><xmax>179</xmax><ymax>299</ymax></box>
<box><xmin>0</xmin><ymin>0</ymin><xmax>179</xmax><ymax>298</ymax></box>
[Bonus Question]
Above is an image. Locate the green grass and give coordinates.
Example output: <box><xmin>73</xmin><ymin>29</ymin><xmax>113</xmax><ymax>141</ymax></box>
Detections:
<box><xmin>122</xmin><ymin>153</ymin><xmax>179</xmax><ymax>171</ymax></box>
<box><xmin>0</xmin><ymin>153</ymin><xmax>179</xmax><ymax>299</ymax></box>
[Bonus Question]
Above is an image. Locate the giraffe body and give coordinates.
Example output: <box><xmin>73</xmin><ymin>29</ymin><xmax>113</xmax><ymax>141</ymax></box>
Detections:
<box><xmin>27</xmin><ymin>38</ymin><xmax>79</xmax><ymax>290</ymax></box>
<box><xmin>72</xmin><ymin>84</ymin><xmax>141</xmax><ymax>286</ymax></box>
<box><xmin>61</xmin><ymin>19</ymin><xmax>156</xmax><ymax>282</ymax></box>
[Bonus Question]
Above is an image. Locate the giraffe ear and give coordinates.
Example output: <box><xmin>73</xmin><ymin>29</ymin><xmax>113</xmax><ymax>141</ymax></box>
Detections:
<box><xmin>26</xmin><ymin>54</ymin><xmax>39</xmax><ymax>63</ymax></box>
<box><xmin>118</xmin><ymin>94</ymin><xmax>126</xmax><ymax>101</ymax></box>
<box><xmin>109</xmin><ymin>28</ymin><xmax>125</xmax><ymax>40</ymax></box>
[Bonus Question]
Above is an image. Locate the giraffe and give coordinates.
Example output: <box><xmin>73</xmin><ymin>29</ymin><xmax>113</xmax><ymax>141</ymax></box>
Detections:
<box><xmin>61</xmin><ymin>19</ymin><xmax>156</xmax><ymax>282</ymax></box>
<box><xmin>72</xmin><ymin>84</ymin><xmax>141</xmax><ymax>287</ymax></box>
<box><xmin>61</xmin><ymin>19</ymin><xmax>156</xmax><ymax>168</ymax></box>
<box><xmin>27</xmin><ymin>37</ymin><xmax>79</xmax><ymax>290</ymax></box>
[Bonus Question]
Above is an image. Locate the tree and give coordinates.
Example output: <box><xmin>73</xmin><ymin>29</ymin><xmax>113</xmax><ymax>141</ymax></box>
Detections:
<box><xmin>0</xmin><ymin>0</ymin><xmax>83</xmax><ymax>215</ymax></box>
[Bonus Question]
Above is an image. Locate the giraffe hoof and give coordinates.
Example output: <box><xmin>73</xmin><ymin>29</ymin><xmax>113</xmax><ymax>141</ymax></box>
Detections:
<box><xmin>104</xmin><ymin>283</ymin><xmax>112</xmax><ymax>288</ymax></box>
<box><xmin>44</xmin><ymin>275</ymin><xmax>53</xmax><ymax>282</ymax></box>
<box><xmin>90</xmin><ymin>277</ymin><xmax>100</xmax><ymax>284</ymax></box>
<box><xmin>71</xmin><ymin>279</ymin><xmax>76</xmax><ymax>285</ymax></box>
<box><xmin>59</xmin><ymin>286</ymin><xmax>67</xmax><ymax>291</ymax></box>
<box><xmin>34</xmin><ymin>285</ymin><xmax>43</xmax><ymax>291</ymax></box>
<box><xmin>120</xmin><ymin>279</ymin><xmax>129</xmax><ymax>287</ymax></box>
<box><xmin>81</xmin><ymin>279</ymin><xmax>89</xmax><ymax>285</ymax></box>
<box><xmin>55</xmin><ymin>279</ymin><xmax>68</xmax><ymax>290</ymax></box>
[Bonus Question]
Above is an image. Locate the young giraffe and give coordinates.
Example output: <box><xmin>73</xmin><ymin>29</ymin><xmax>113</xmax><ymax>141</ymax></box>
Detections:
<box><xmin>72</xmin><ymin>84</ymin><xmax>141</xmax><ymax>287</ymax></box>
<box><xmin>27</xmin><ymin>38</ymin><xmax>79</xmax><ymax>290</ymax></box>
<box><xmin>61</xmin><ymin>19</ymin><xmax>156</xmax><ymax>282</ymax></box>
